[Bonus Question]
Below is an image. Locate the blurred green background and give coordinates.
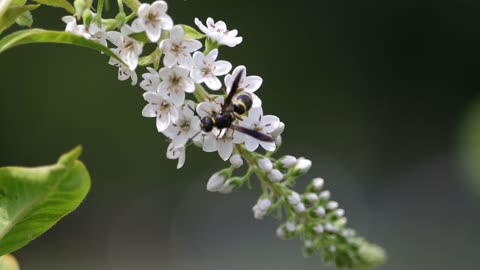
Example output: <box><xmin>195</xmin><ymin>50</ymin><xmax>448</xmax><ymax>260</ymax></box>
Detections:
<box><xmin>1</xmin><ymin>0</ymin><xmax>480</xmax><ymax>269</ymax></box>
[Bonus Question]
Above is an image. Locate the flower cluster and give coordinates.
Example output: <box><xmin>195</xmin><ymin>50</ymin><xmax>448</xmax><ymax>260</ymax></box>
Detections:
<box><xmin>61</xmin><ymin>1</ymin><xmax>385</xmax><ymax>269</ymax></box>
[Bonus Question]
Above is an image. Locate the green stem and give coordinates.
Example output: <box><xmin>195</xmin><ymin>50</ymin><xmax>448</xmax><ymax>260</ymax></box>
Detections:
<box><xmin>117</xmin><ymin>0</ymin><xmax>124</xmax><ymax>14</ymax></box>
<box><xmin>97</xmin><ymin>0</ymin><xmax>104</xmax><ymax>16</ymax></box>
<box><xmin>193</xmin><ymin>83</ymin><xmax>210</xmax><ymax>102</ymax></box>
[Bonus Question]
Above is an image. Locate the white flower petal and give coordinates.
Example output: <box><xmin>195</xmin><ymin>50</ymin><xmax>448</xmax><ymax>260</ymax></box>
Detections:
<box><xmin>156</xmin><ymin>112</ymin><xmax>170</xmax><ymax>132</ymax></box>
<box><xmin>244</xmin><ymin>137</ymin><xmax>259</xmax><ymax>152</ymax></box>
<box><xmin>204</xmin><ymin>76</ymin><xmax>222</xmax><ymax>90</ymax></box>
<box><xmin>213</xmin><ymin>60</ymin><xmax>232</xmax><ymax>76</ymax></box>
<box><xmin>142</xmin><ymin>104</ymin><xmax>157</xmax><ymax>117</ymax></box>
<box><xmin>217</xmin><ymin>140</ymin><xmax>233</xmax><ymax>161</ymax></box>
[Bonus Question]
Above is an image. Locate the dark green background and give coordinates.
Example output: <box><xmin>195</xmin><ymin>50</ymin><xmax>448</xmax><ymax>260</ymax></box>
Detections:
<box><xmin>1</xmin><ymin>0</ymin><xmax>480</xmax><ymax>269</ymax></box>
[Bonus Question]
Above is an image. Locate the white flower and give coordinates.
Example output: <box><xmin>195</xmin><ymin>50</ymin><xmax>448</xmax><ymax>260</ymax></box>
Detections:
<box><xmin>257</xmin><ymin>157</ymin><xmax>273</xmax><ymax>173</ymax></box>
<box><xmin>294</xmin><ymin>157</ymin><xmax>312</xmax><ymax>174</ymax></box>
<box><xmin>287</xmin><ymin>192</ymin><xmax>301</xmax><ymax>205</ymax></box>
<box><xmin>225</xmin><ymin>65</ymin><xmax>263</xmax><ymax>107</ymax></box>
<box><xmin>62</xmin><ymin>16</ymin><xmax>91</xmax><ymax>39</ymax></box>
<box><xmin>334</xmin><ymin>209</ymin><xmax>345</xmax><ymax>218</ymax></box>
<box><xmin>319</xmin><ymin>190</ymin><xmax>331</xmax><ymax>200</ymax></box>
<box><xmin>160</xmin><ymin>25</ymin><xmax>202</xmax><ymax>68</ymax></box>
<box><xmin>229</xmin><ymin>154</ymin><xmax>243</xmax><ymax>168</ymax></box>
<box><xmin>140</xmin><ymin>67</ymin><xmax>160</xmax><ymax>92</ymax></box>
<box><xmin>314</xmin><ymin>224</ymin><xmax>324</xmax><ymax>234</ymax></box>
<box><xmin>305</xmin><ymin>193</ymin><xmax>319</xmax><ymax>203</ymax></box>
<box><xmin>142</xmin><ymin>92</ymin><xmax>178</xmax><ymax>132</ymax></box>
<box><xmin>166</xmin><ymin>142</ymin><xmax>185</xmax><ymax>169</ymax></box>
<box><xmin>252</xmin><ymin>198</ymin><xmax>271</xmax><ymax>220</ymax></box>
<box><xmin>158</xmin><ymin>66</ymin><xmax>195</xmax><ymax>106</ymax></box>
<box><xmin>163</xmin><ymin>101</ymin><xmax>201</xmax><ymax>147</ymax></box>
<box><xmin>314</xmin><ymin>206</ymin><xmax>326</xmax><ymax>217</ymax></box>
<box><xmin>108</xmin><ymin>57</ymin><xmax>138</xmax><ymax>85</ymax></box>
<box><xmin>194</xmin><ymin>17</ymin><xmax>243</xmax><ymax>47</ymax></box>
<box><xmin>207</xmin><ymin>173</ymin><xmax>225</xmax><ymax>192</ymax></box>
<box><xmin>270</xmin><ymin>122</ymin><xmax>285</xmax><ymax>138</ymax></box>
<box><xmin>312</xmin><ymin>177</ymin><xmax>325</xmax><ymax>190</ymax></box>
<box><xmin>191</xmin><ymin>49</ymin><xmax>232</xmax><ymax>90</ymax></box>
<box><xmin>279</xmin><ymin>155</ymin><xmax>297</xmax><ymax>168</ymax></box>
<box><xmin>239</xmin><ymin>106</ymin><xmax>278</xmax><ymax>152</ymax></box>
<box><xmin>108</xmin><ymin>25</ymin><xmax>142</xmax><ymax>70</ymax></box>
<box><xmin>132</xmin><ymin>0</ymin><xmax>173</xmax><ymax>42</ymax></box>
<box><xmin>293</xmin><ymin>203</ymin><xmax>306</xmax><ymax>213</ymax></box>
<box><xmin>285</xmin><ymin>221</ymin><xmax>296</xmax><ymax>232</ymax></box>
<box><xmin>202</xmin><ymin>129</ymin><xmax>245</xmax><ymax>161</ymax></box>
<box><xmin>327</xmin><ymin>201</ymin><xmax>339</xmax><ymax>210</ymax></box>
<box><xmin>196</xmin><ymin>96</ymin><xmax>223</xmax><ymax>117</ymax></box>
<box><xmin>268</xmin><ymin>169</ymin><xmax>283</xmax><ymax>182</ymax></box>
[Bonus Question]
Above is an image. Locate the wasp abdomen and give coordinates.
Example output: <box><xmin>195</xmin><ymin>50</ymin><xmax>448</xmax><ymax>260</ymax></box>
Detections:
<box><xmin>233</xmin><ymin>94</ymin><xmax>253</xmax><ymax>115</ymax></box>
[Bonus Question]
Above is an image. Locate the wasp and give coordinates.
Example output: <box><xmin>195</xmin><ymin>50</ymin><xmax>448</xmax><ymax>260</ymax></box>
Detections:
<box><xmin>198</xmin><ymin>69</ymin><xmax>274</xmax><ymax>143</ymax></box>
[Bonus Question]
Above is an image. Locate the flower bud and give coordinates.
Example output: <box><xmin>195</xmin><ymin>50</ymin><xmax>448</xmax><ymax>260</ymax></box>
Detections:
<box><xmin>325</xmin><ymin>223</ymin><xmax>339</xmax><ymax>233</ymax></box>
<box><xmin>276</xmin><ymin>226</ymin><xmax>286</xmax><ymax>239</ymax></box>
<box><xmin>270</xmin><ymin>121</ymin><xmax>285</xmax><ymax>138</ymax></box>
<box><xmin>319</xmin><ymin>190</ymin><xmax>331</xmax><ymax>200</ymax></box>
<box><xmin>327</xmin><ymin>201</ymin><xmax>339</xmax><ymax>210</ymax></box>
<box><xmin>229</xmin><ymin>154</ymin><xmax>243</xmax><ymax>168</ymax></box>
<box><xmin>304</xmin><ymin>239</ymin><xmax>313</xmax><ymax>248</ymax></box>
<box><xmin>313</xmin><ymin>224</ymin><xmax>324</xmax><ymax>234</ymax></box>
<box><xmin>257</xmin><ymin>198</ymin><xmax>272</xmax><ymax>211</ymax></box>
<box><xmin>293</xmin><ymin>157</ymin><xmax>312</xmax><ymax>175</ymax></box>
<box><xmin>334</xmin><ymin>208</ymin><xmax>345</xmax><ymax>218</ymax></box>
<box><xmin>294</xmin><ymin>203</ymin><xmax>306</xmax><ymax>213</ymax></box>
<box><xmin>274</xmin><ymin>135</ymin><xmax>282</xmax><ymax>147</ymax></box>
<box><xmin>218</xmin><ymin>181</ymin><xmax>234</xmax><ymax>194</ymax></box>
<box><xmin>305</xmin><ymin>193</ymin><xmax>319</xmax><ymax>203</ymax></box>
<box><xmin>287</xmin><ymin>192</ymin><xmax>301</xmax><ymax>205</ymax></box>
<box><xmin>312</xmin><ymin>177</ymin><xmax>325</xmax><ymax>190</ymax></box>
<box><xmin>279</xmin><ymin>155</ymin><xmax>297</xmax><ymax>168</ymax></box>
<box><xmin>206</xmin><ymin>173</ymin><xmax>225</xmax><ymax>192</ymax></box>
<box><xmin>268</xmin><ymin>169</ymin><xmax>283</xmax><ymax>182</ymax></box>
<box><xmin>257</xmin><ymin>157</ymin><xmax>273</xmax><ymax>173</ymax></box>
<box><xmin>285</xmin><ymin>221</ymin><xmax>296</xmax><ymax>232</ymax></box>
<box><xmin>314</xmin><ymin>206</ymin><xmax>326</xmax><ymax>217</ymax></box>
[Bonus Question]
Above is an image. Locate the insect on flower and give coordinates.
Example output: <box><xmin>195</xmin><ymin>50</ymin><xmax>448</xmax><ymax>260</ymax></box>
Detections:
<box><xmin>196</xmin><ymin>69</ymin><xmax>274</xmax><ymax>143</ymax></box>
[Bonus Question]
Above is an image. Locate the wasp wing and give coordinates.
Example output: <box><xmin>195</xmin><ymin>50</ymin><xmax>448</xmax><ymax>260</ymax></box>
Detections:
<box><xmin>230</xmin><ymin>124</ymin><xmax>275</xmax><ymax>142</ymax></box>
<box><xmin>222</xmin><ymin>68</ymin><xmax>244</xmax><ymax>113</ymax></box>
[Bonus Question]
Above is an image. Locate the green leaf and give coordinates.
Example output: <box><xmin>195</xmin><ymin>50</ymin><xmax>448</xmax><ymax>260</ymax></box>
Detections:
<box><xmin>15</xmin><ymin>10</ymin><xmax>32</xmax><ymax>27</ymax></box>
<box><xmin>0</xmin><ymin>0</ymin><xmax>15</xmax><ymax>19</ymax></box>
<box><xmin>0</xmin><ymin>4</ymin><xmax>40</xmax><ymax>34</ymax></box>
<box><xmin>181</xmin><ymin>24</ymin><xmax>205</xmax><ymax>40</ymax></box>
<box><xmin>0</xmin><ymin>29</ymin><xmax>126</xmax><ymax>65</ymax></box>
<box><xmin>0</xmin><ymin>146</ymin><xmax>91</xmax><ymax>256</ymax></box>
<box><xmin>0</xmin><ymin>254</ymin><xmax>19</xmax><ymax>270</ymax></box>
<box><xmin>33</xmin><ymin>0</ymin><xmax>75</xmax><ymax>14</ymax></box>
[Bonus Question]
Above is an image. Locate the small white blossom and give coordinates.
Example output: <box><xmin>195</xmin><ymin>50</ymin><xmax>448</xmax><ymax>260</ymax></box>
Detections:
<box><xmin>314</xmin><ymin>206</ymin><xmax>326</xmax><ymax>217</ymax></box>
<box><xmin>314</xmin><ymin>224</ymin><xmax>324</xmax><ymax>234</ymax></box>
<box><xmin>294</xmin><ymin>157</ymin><xmax>312</xmax><ymax>174</ymax></box>
<box><xmin>319</xmin><ymin>190</ymin><xmax>331</xmax><ymax>200</ymax></box>
<box><xmin>334</xmin><ymin>209</ymin><xmax>345</xmax><ymax>218</ymax></box>
<box><xmin>62</xmin><ymin>16</ymin><xmax>91</xmax><ymax>39</ymax></box>
<box><xmin>202</xmin><ymin>129</ymin><xmax>245</xmax><ymax>161</ymax></box>
<box><xmin>325</xmin><ymin>223</ymin><xmax>339</xmax><ymax>233</ymax></box>
<box><xmin>160</xmin><ymin>25</ymin><xmax>202</xmax><ymax>68</ymax></box>
<box><xmin>270</xmin><ymin>122</ymin><xmax>285</xmax><ymax>138</ymax></box>
<box><xmin>229</xmin><ymin>154</ymin><xmax>243</xmax><ymax>168</ymax></box>
<box><xmin>163</xmin><ymin>101</ymin><xmax>201</xmax><ymax>147</ymax></box>
<box><xmin>196</xmin><ymin>96</ymin><xmax>223</xmax><ymax>117</ymax></box>
<box><xmin>304</xmin><ymin>240</ymin><xmax>313</xmax><ymax>248</ymax></box>
<box><xmin>268</xmin><ymin>169</ymin><xmax>283</xmax><ymax>182</ymax></box>
<box><xmin>279</xmin><ymin>155</ymin><xmax>297</xmax><ymax>168</ymax></box>
<box><xmin>225</xmin><ymin>65</ymin><xmax>263</xmax><ymax>107</ymax></box>
<box><xmin>327</xmin><ymin>201</ymin><xmax>339</xmax><ymax>210</ymax></box>
<box><xmin>194</xmin><ymin>17</ymin><xmax>243</xmax><ymax>47</ymax></box>
<box><xmin>240</xmin><ymin>106</ymin><xmax>278</xmax><ymax>152</ymax></box>
<box><xmin>166</xmin><ymin>142</ymin><xmax>185</xmax><ymax>169</ymax></box>
<box><xmin>294</xmin><ymin>203</ymin><xmax>306</xmax><ymax>213</ymax></box>
<box><xmin>252</xmin><ymin>198</ymin><xmax>271</xmax><ymax>220</ymax></box>
<box><xmin>191</xmin><ymin>49</ymin><xmax>232</xmax><ymax>90</ymax></box>
<box><xmin>312</xmin><ymin>177</ymin><xmax>325</xmax><ymax>190</ymax></box>
<box><xmin>132</xmin><ymin>0</ymin><xmax>173</xmax><ymax>42</ymax></box>
<box><xmin>108</xmin><ymin>25</ymin><xmax>142</xmax><ymax>70</ymax></box>
<box><xmin>276</xmin><ymin>227</ymin><xmax>286</xmax><ymax>239</ymax></box>
<box><xmin>207</xmin><ymin>173</ymin><xmax>225</xmax><ymax>192</ymax></box>
<box><xmin>287</xmin><ymin>192</ymin><xmax>301</xmax><ymax>205</ymax></box>
<box><xmin>158</xmin><ymin>66</ymin><xmax>195</xmax><ymax>106</ymax></box>
<box><xmin>285</xmin><ymin>221</ymin><xmax>296</xmax><ymax>232</ymax></box>
<box><xmin>305</xmin><ymin>193</ymin><xmax>319</xmax><ymax>203</ymax></box>
<box><xmin>140</xmin><ymin>67</ymin><xmax>160</xmax><ymax>92</ymax></box>
<box><xmin>108</xmin><ymin>58</ymin><xmax>138</xmax><ymax>85</ymax></box>
<box><xmin>142</xmin><ymin>92</ymin><xmax>178</xmax><ymax>132</ymax></box>
<box><xmin>257</xmin><ymin>157</ymin><xmax>273</xmax><ymax>173</ymax></box>
<box><xmin>88</xmin><ymin>22</ymin><xmax>108</xmax><ymax>47</ymax></box>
